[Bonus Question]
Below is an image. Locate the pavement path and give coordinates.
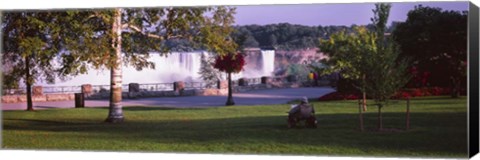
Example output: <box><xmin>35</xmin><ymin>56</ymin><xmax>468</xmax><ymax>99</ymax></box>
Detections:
<box><xmin>1</xmin><ymin>87</ymin><xmax>335</xmax><ymax>110</ymax></box>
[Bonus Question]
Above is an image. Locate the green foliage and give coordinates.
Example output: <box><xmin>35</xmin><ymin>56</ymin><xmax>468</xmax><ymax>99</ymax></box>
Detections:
<box><xmin>56</xmin><ymin>8</ymin><xmax>214</xmax><ymax>74</ymax></box>
<box><xmin>196</xmin><ymin>7</ymin><xmax>238</xmax><ymax>56</ymax></box>
<box><xmin>366</xmin><ymin>3</ymin><xmax>411</xmax><ymax>105</ymax></box>
<box><xmin>363</xmin><ymin>42</ymin><xmax>411</xmax><ymax>104</ymax></box>
<box><xmin>231</xmin><ymin>23</ymin><xmax>381</xmax><ymax>50</ymax></box>
<box><xmin>319</xmin><ymin>27</ymin><xmax>377</xmax><ymax>81</ymax></box>
<box><xmin>242</xmin><ymin>35</ymin><xmax>260</xmax><ymax>48</ymax></box>
<box><xmin>1</xmin><ymin>11</ymin><xmax>68</xmax><ymax>88</ymax></box>
<box><xmin>319</xmin><ymin>3</ymin><xmax>410</xmax><ymax>106</ymax></box>
<box><xmin>286</xmin><ymin>64</ymin><xmax>309</xmax><ymax>77</ymax></box>
<box><xmin>305</xmin><ymin>59</ymin><xmax>327</xmax><ymax>75</ymax></box>
<box><xmin>371</xmin><ymin>3</ymin><xmax>391</xmax><ymax>44</ymax></box>
<box><xmin>198</xmin><ymin>53</ymin><xmax>223</xmax><ymax>88</ymax></box>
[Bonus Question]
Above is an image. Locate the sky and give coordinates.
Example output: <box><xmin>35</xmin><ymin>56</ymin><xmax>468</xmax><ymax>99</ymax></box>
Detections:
<box><xmin>233</xmin><ymin>1</ymin><xmax>469</xmax><ymax>26</ymax></box>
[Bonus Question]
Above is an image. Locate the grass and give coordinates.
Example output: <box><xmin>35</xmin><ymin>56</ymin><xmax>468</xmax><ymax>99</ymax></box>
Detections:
<box><xmin>2</xmin><ymin>96</ymin><xmax>468</xmax><ymax>158</ymax></box>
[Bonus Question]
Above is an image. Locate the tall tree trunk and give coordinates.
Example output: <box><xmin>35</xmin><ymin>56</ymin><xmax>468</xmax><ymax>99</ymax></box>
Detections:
<box><xmin>377</xmin><ymin>104</ymin><xmax>383</xmax><ymax>131</ymax></box>
<box><xmin>25</xmin><ymin>55</ymin><xmax>34</xmax><ymax>111</ymax></box>
<box><xmin>106</xmin><ymin>8</ymin><xmax>124</xmax><ymax>123</ymax></box>
<box><xmin>225</xmin><ymin>72</ymin><xmax>235</xmax><ymax>106</ymax></box>
<box><xmin>451</xmin><ymin>76</ymin><xmax>461</xmax><ymax>98</ymax></box>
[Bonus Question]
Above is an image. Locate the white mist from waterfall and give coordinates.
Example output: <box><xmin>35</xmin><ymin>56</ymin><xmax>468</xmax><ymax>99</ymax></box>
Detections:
<box><xmin>37</xmin><ymin>50</ymin><xmax>275</xmax><ymax>86</ymax></box>
<box><xmin>155</xmin><ymin>51</ymin><xmax>204</xmax><ymax>83</ymax></box>
<box><xmin>232</xmin><ymin>50</ymin><xmax>275</xmax><ymax>80</ymax></box>
<box><xmin>38</xmin><ymin>52</ymin><xmax>205</xmax><ymax>86</ymax></box>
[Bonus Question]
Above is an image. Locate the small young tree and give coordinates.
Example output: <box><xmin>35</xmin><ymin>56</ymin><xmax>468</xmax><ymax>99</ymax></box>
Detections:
<box><xmin>363</xmin><ymin>41</ymin><xmax>410</xmax><ymax>130</ymax></box>
<box><xmin>198</xmin><ymin>53</ymin><xmax>223</xmax><ymax>88</ymax></box>
<box><xmin>320</xmin><ymin>26</ymin><xmax>374</xmax><ymax>109</ymax></box>
<box><xmin>318</xmin><ymin>3</ymin><xmax>411</xmax><ymax>131</ymax></box>
<box><xmin>368</xmin><ymin>3</ymin><xmax>411</xmax><ymax>130</ymax></box>
<box><xmin>319</xmin><ymin>26</ymin><xmax>376</xmax><ymax>131</ymax></box>
<box><xmin>213</xmin><ymin>53</ymin><xmax>245</xmax><ymax>106</ymax></box>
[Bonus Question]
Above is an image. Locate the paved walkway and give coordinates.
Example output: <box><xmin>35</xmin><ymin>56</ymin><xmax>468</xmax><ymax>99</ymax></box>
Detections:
<box><xmin>1</xmin><ymin>87</ymin><xmax>335</xmax><ymax>110</ymax></box>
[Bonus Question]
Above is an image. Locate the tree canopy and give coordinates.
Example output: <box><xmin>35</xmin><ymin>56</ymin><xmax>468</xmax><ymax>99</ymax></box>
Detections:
<box><xmin>392</xmin><ymin>5</ymin><xmax>467</xmax><ymax>94</ymax></box>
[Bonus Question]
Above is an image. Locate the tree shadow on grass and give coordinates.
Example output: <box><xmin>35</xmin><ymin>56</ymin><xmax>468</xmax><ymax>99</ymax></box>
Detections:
<box><xmin>2</xmin><ymin>110</ymin><xmax>468</xmax><ymax>157</ymax></box>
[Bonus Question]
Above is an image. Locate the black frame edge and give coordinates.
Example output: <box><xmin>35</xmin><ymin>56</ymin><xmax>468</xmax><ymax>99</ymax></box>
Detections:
<box><xmin>469</xmin><ymin>1</ymin><xmax>480</xmax><ymax>158</ymax></box>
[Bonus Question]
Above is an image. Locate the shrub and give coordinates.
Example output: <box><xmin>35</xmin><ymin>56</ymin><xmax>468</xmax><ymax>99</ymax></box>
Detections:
<box><xmin>318</xmin><ymin>92</ymin><xmax>359</xmax><ymax>101</ymax></box>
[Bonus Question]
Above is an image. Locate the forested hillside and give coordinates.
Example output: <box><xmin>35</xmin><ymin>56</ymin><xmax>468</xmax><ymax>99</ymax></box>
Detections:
<box><xmin>232</xmin><ymin>23</ymin><xmax>375</xmax><ymax>50</ymax></box>
<box><xmin>164</xmin><ymin>23</ymin><xmax>394</xmax><ymax>51</ymax></box>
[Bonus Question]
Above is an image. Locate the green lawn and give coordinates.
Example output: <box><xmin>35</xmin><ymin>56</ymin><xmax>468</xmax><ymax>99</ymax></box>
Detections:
<box><xmin>2</xmin><ymin>96</ymin><xmax>467</xmax><ymax>158</ymax></box>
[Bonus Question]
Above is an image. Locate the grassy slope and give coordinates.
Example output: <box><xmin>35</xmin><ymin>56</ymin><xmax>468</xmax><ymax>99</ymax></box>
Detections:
<box><xmin>2</xmin><ymin>96</ymin><xmax>467</xmax><ymax>158</ymax></box>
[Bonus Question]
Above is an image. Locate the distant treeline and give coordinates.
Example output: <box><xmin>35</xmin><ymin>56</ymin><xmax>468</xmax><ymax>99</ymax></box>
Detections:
<box><xmin>165</xmin><ymin>22</ymin><xmax>399</xmax><ymax>51</ymax></box>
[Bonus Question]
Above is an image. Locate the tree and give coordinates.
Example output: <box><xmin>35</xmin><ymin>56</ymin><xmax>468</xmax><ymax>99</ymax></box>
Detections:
<box><xmin>2</xmin><ymin>11</ymin><xmax>68</xmax><ymax>111</ymax></box>
<box><xmin>38</xmin><ymin>7</ymin><xmax>236</xmax><ymax>122</ymax></box>
<box><xmin>363</xmin><ymin>40</ymin><xmax>410</xmax><ymax>130</ymax></box>
<box><xmin>230</xmin><ymin>23</ymin><xmax>379</xmax><ymax>50</ymax></box>
<box><xmin>392</xmin><ymin>5</ymin><xmax>467</xmax><ymax>98</ymax></box>
<box><xmin>242</xmin><ymin>35</ymin><xmax>259</xmax><ymax>48</ymax></box>
<box><xmin>213</xmin><ymin>53</ymin><xmax>245</xmax><ymax>106</ymax></box>
<box><xmin>318</xmin><ymin>3</ymin><xmax>410</xmax><ymax>130</ymax></box>
<box><xmin>268</xmin><ymin>34</ymin><xmax>277</xmax><ymax>47</ymax></box>
<box><xmin>196</xmin><ymin>7</ymin><xmax>239</xmax><ymax>105</ymax></box>
<box><xmin>368</xmin><ymin>3</ymin><xmax>411</xmax><ymax>130</ymax></box>
<box><xmin>198</xmin><ymin>53</ymin><xmax>223</xmax><ymax>88</ymax></box>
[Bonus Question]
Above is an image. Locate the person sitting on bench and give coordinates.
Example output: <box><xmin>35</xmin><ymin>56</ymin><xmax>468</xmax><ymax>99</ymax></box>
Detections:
<box><xmin>288</xmin><ymin>97</ymin><xmax>317</xmax><ymax>128</ymax></box>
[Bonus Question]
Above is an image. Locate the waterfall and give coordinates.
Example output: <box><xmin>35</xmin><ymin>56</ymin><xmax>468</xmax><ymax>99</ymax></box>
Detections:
<box><xmin>155</xmin><ymin>51</ymin><xmax>204</xmax><ymax>82</ymax></box>
<box><xmin>231</xmin><ymin>49</ymin><xmax>275</xmax><ymax>80</ymax></box>
<box><xmin>36</xmin><ymin>50</ymin><xmax>275</xmax><ymax>86</ymax></box>
<box><xmin>38</xmin><ymin>51</ymin><xmax>206</xmax><ymax>86</ymax></box>
<box><xmin>261</xmin><ymin>50</ymin><xmax>275</xmax><ymax>77</ymax></box>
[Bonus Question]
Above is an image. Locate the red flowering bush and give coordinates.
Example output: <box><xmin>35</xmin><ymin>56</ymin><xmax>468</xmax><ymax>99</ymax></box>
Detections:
<box><xmin>320</xmin><ymin>87</ymin><xmax>456</xmax><ymax>101</ymax></box>
<box><xmin>410</xmin><ymin>88</ymin><xmax>423</xmax><ymax>97</ymax></box>
<box><xmin>391</xmin><ymin>91</ymin><xmax>410</xmax><ymax>99</ymax></box>
<box><xmin>407</xmin><ymin>66</ymin><xmax>432</xmax><ymax>88</ymax></box>
<box><xmin>391</xmin><ymin>87</ymin><xmax>453</xmax><ymax>99</ymax></box>
<box><xmin>429</xmin><ymin>87</ymin><xmax>443</xmax><ymax>96</ymax></box>
<box><xmin>318</xmin><ymin>92</ymin><xmax>359</xmax><ymax>101</ymax></box>
<box><xmin>213</xmin><ymin>53</ymin><xmax>246</xmax><ymax>73</ymax></box>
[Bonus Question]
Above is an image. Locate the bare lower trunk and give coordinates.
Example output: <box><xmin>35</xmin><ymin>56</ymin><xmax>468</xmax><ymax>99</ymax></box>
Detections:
<box><xmin>451</xmin><ymin>77</ymin><xmax>461</xmax><ymax>98</ymax></box>
<box><xmin>25</xmin><ymin>55</ymin><xmax>34</xmax><ymax>111</ymax></box>
<box><xmin>362</xmin><ymin>91</ymin><xmax>367</xmax><ymax>111</ymax></box>
<box><xmin>358</xmin><ymin>99</ymin><xmax>364</xmax><ymax>132</ymax></box>
<box><xmin>226</xmin><ymin>72</ymin><xmax>235</xmax><ymax>106</ymax></box>
<box><xmin>106</xmin><ymin>8</ymin><xmax>124</xmax><ymax>123</ymax></box>
<box><xmin>377</xmin><ymin>104</ymin><xmax>383</xmax><ymax>130</ymax></box>
<box><xmin>362</xmin><ymin>75</ymin><xmax>367</xmax><ymax>111</ymax></box>
<box><xmin>406</xmin><ymin>98</ymin><xmax>410</xmax><ymax>130</ymax></box>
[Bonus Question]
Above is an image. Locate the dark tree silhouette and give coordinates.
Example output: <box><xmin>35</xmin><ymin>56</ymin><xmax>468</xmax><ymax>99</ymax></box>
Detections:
<box><xmin>393</xmin><ymin>5</ymin><xmax>467</xmax><ymax>97</ymax></box>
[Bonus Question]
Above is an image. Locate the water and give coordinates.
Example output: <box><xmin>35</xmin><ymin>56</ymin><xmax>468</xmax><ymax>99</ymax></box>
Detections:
<box><xmin>37</xmin><ymin>50</ymin><xmax>275</xmax><ymax>86</ymax></box>
<box><xmin>261</xmin><ymin>50</ymin><xmax>275</xmax><ymax>77</ymax></box>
